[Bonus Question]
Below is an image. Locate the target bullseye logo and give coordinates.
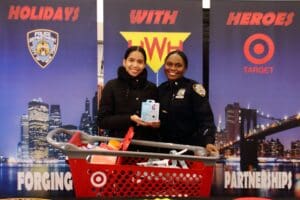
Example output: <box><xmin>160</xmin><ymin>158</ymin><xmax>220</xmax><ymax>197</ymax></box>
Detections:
<box><xmin>243</xmin><ymin>33</ymin><xmax>275</xmax><ymax>65</ymax></box>
<box><xmin>90</xmin><ymin>171</ymin><xmax>107</xmax><ymax>188</ymax></box>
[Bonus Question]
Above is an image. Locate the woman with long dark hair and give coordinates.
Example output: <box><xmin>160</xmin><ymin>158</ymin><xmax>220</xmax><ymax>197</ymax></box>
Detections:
<box><xmin>98</xmin><ymin>46</ymin><xmax>160</xmax><ymax>151</ymax></box>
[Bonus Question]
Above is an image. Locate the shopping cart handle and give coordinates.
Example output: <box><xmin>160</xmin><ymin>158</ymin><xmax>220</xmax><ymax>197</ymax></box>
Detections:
<box><xmin>47</xmin><ymin>128</ymin><xmax>99</xmax><ymax>152</ymax></box>
<box><xmin>47</xmin><ymin>128</ymin><xmax>108</xmax><ymax>151</ymax></box>
<box><xmin>47</xmin><ymin>128</ymin><xmax>219</xmax><ymax>165</ymax></box>
<box><xmin>47</xmin><ymin>128</ymin><xmax>72</xmax><ymax>150</ymax></box>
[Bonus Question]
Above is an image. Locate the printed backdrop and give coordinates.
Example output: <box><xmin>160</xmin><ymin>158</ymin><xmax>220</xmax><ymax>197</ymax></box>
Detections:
<box><xmin>103</xmin><ymin>0</ymin><xmax>203</xmax><ymax>85</ymax></box>
<box><xmin>2</xmin><ymin>0</ymin><xmax>299</xmax><ymax>198</ymax></box>
<box><xmin>210</xmin><ymin>0</ymin><xmax>300</xmax><ymax>198</ymax></box>
<box><xmin>0</xmin><ymin>0</ymin><xmax>97</xmax><ymax>198</ymax></box>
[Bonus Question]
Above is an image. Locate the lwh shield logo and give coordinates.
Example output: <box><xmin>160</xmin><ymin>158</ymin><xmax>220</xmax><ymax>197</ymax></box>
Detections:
<box><xmin>27</xmin><ymin>29</ymin><xmax>59</xmax><ymax>68</ymax></box>
<box><xmin>120</xmin><ymin>32</ymin><xmax>190</xmax><ymax>73</ymax></box>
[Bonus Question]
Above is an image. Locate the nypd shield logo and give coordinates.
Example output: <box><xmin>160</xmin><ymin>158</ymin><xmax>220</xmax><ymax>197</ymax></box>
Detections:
<box><xmin>193</xmin><ymin>84</ymin><xmax>206</xmax><ymax>97</ymax></box>
<box><xmin>27</xmin><ymin>29</ymin><xmax>59</xmax><ymax>68</ymax></box>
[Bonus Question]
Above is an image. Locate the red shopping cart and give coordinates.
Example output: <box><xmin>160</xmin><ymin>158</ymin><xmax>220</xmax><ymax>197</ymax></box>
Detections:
<box><xmin>47</xmin><ymin>128</ymin><xmax>219</xmax><ymax>198</ymax></box>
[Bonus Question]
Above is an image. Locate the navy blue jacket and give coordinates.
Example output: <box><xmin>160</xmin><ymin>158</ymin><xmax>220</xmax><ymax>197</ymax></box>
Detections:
<box><xmin>158</xmin><ymin>77</ymin><xmax>216</xmax><ymax>147</ymax></box>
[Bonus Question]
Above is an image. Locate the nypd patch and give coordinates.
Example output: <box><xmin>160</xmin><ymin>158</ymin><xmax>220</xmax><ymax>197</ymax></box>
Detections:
<box><xmin>27</xmin><ymin>29</ymin><xmax>59</xmax><ymax>68</ymax></box>
<box><xmin>193</xmin><ymin>84</ymin><xmax>206</xmax><ymax>97</ymax></box>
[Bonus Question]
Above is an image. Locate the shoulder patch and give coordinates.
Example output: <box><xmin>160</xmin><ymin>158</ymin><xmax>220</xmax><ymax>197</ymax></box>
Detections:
<box><xmin>192</xmin><ymin>84</ymin><xmax>206</xmax><ymax>97</ymax></box>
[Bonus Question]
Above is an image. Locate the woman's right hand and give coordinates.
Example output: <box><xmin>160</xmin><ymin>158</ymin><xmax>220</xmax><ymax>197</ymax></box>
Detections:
<box><xmin>206</xmin><ymin>143</ymin><xmax>219</xmax><ymax>156</ymax></box>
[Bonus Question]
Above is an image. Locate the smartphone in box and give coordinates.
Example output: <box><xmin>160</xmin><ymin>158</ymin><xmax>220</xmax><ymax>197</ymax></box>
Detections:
<box><xmin>141</xmin><ymin>99</ymin><xmax>160</xmax><ymax>122</ymax></box>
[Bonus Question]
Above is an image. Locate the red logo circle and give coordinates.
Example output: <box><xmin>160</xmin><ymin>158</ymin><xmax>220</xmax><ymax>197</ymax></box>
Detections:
<box><xmin>243</xmin><ymin>33</ymin><xmax>275</xmax><ymax>65</ymax></box>
<box><xmin>90</xmin><ymin>171</ymin><xmax>107</xmax><ymax>188</ymax></box>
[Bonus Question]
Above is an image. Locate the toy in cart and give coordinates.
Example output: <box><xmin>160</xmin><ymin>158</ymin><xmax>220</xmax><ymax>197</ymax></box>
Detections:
<box><xmin>47</xmin><ymin>127</ymin><xmax>219</xmax><ymax>198</ymax></box>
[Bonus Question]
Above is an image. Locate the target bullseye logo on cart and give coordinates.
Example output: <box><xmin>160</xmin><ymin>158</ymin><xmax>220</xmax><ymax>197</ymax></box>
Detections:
<box><xmin>90</xmin><ymin>171</ymin><xmax>107</xmax><ymax>188</ymax></box>
<box><xmin>243</xmin><ymin>33</ymin><xmax>275</xmax><ymax>65</ymax></box>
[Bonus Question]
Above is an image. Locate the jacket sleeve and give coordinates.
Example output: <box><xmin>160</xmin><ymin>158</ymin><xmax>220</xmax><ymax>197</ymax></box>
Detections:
<box><xmin>97</xmin><ymin>81</ymin><xmax>133</xmax><ymax>129</ymax></box>
<box><xmin>191</xmin><ymin>85</ymin><xmax>216</xmax><ymax>146</ymax></box>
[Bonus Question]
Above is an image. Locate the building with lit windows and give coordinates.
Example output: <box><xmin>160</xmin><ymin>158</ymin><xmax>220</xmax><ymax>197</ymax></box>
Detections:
<box><xmin>28</xmin><ymin>98</ymin><xmax>49</xmax><ymax>160</ymax></box>
<box><xmin>17</xmin><ymin>114</ymin><xmax>29</xmax><ymax>160</ymax></box>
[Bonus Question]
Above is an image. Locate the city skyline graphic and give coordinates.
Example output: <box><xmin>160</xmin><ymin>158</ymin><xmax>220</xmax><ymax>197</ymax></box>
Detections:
<box><xmin>4</xmin><ymin>97</ymin><xmax>299</xmax><ymax>160</ymax></box>
<box><xmin>215</xmin><ymin>102</ymin><xmax>300</xmax><ymax>151</ymax></box>
<box><xmin>215</xmin><ymin>102</ymin><xmax>300</xmax><ymax>162</ymax></box>
<box><xmin>15</xmin><ymin>95</ymin><xmax>98</xmax><ymax>160</ymax></box>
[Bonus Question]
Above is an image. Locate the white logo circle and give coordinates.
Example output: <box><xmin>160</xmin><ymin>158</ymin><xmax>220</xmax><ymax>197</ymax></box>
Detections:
<box><xmin>90</xmin><ymin>171</ymin><xmax>107</xmax><ymax>188</ymax></box>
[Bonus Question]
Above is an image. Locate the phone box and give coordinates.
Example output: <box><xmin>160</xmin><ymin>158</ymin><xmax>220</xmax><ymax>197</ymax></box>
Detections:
<box><xmin>141</xmin><ymin>99</ymin><xmax>160</xmax><ymax>122</ymax></box>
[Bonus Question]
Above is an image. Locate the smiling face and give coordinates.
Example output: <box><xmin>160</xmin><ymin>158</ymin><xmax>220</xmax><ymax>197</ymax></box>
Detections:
<box><xmin>123</xmin><ymin>50</ymin><xmax>146</xmax><ymax>77</ymax></box>
<box><xmin>164</xmin><ymin>53</ymin><xmax>187</xmax><ymax>81</ymax></box>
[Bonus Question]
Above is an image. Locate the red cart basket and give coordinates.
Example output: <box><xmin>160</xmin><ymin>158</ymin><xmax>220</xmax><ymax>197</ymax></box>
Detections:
<box><xmin>47</xmin><ymin>128</ymin><xmax>219</xmax><ymax>198</ymax></box>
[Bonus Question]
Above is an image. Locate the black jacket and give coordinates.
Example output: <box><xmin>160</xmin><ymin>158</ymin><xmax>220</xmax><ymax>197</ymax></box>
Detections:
<box><xmin>158</xmin><ymin>77</ymin><xmax>216</xmax><ymax>147</ymax></box>
<box><xmin>98</xmin><ymin>66</ymin><xmax>159</xmax><ymax>142</ymax></box>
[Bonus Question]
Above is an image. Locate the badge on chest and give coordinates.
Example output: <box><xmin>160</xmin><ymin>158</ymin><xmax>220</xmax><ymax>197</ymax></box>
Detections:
<box><xmin>175</xmin><ymin>88</ymin><xmax>186</xmax><ymax>99</ymax></box>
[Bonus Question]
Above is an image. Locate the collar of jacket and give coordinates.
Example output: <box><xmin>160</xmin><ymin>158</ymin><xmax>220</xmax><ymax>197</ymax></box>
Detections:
<box><xmin>166</xmin><ymin>77</ymin><xmax>187</xmax><ymax>89</ymax></box>
<box><xmin>117</xmin><ymin>66</ymin><xmax>148</xmax><ymax>89</ymax></box>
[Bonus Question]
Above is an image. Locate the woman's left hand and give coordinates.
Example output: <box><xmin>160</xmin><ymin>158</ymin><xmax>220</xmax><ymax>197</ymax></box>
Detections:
<box><xmin>148</xmin><ymin>121</ymin><xmax>160</xmax><ymax>128</ymax></box>
<box><xmin>131</xmin><ymin>114</ymin><xmax>160</xmax><ymax>128</ymax></box>
<box><xmin>140</xmin><ymin>120</ymin><xmax>160</xmax><ymax>128</ymax></box>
